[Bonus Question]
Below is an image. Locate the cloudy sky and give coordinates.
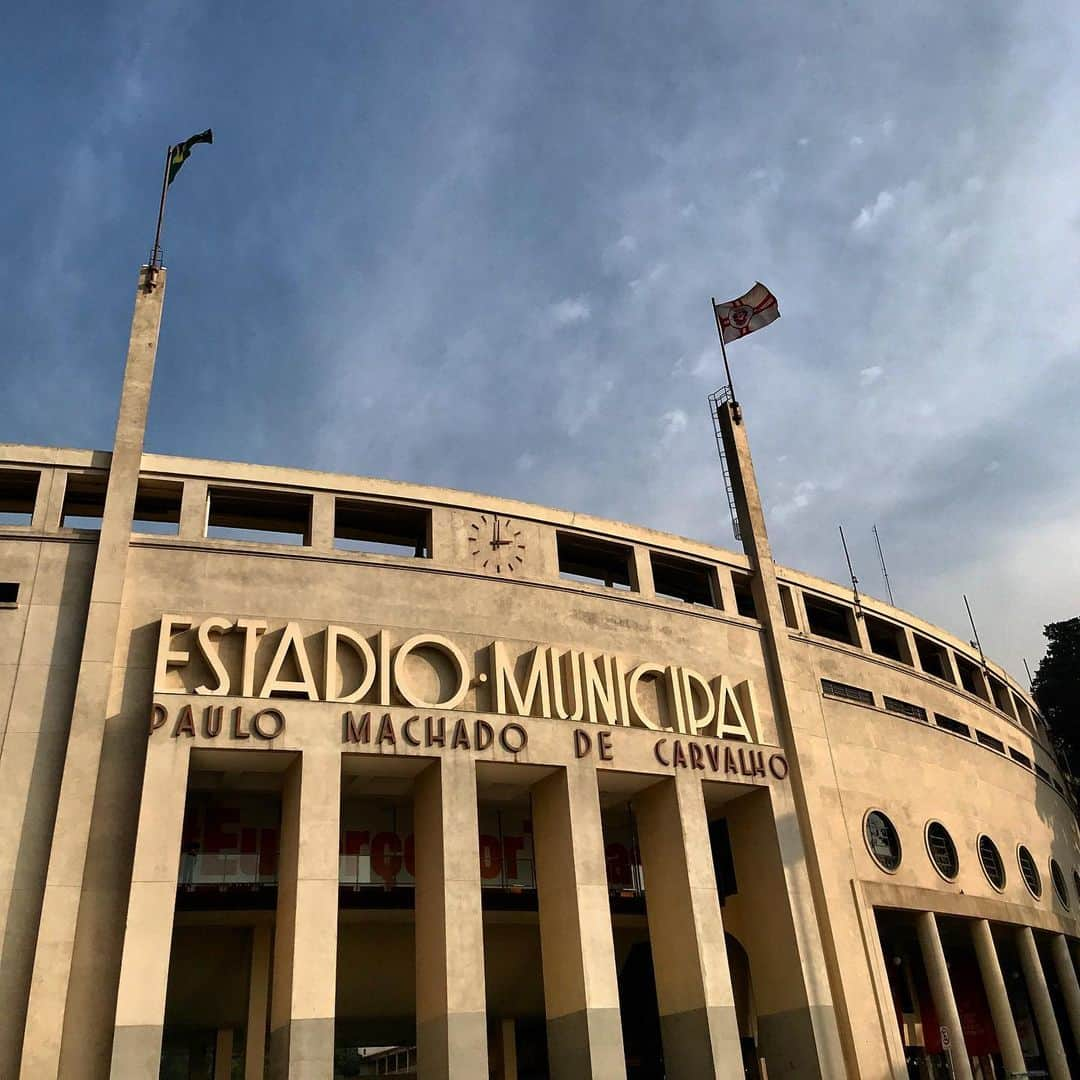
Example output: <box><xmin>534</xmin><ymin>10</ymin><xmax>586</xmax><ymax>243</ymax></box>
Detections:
<box><xmin>3</xmin><ymin>1</ymin><xmax>1078</xmax><ymax>679</ymax></box>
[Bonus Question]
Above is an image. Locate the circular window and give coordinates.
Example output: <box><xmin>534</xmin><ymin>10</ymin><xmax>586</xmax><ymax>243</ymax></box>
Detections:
<box><xmin>978</xmin><ymin>835</ymin><xmax>1006</xmax><ymax>891</ymax></box>
<box><xmin>864</xmin><ymin>810</ymin><xmax>902</xmax><ymax>873</ymax></box>
<box><xmin>1017</xmin><ymin>846</ymin><xmax>1042</xmax><ymax>899</ymax></box>
<box><xmin>926</xmin><ymin>822</ymin><xmax>959</xmax><ymax>881</ymax></box>
<box><xmin>1050</xmin><ymin>860</ymin><xmax>1069</xmax><ymax>908</ymax></box>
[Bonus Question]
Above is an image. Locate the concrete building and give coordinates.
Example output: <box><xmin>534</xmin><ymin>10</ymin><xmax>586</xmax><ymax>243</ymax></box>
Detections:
<box><xmin>1</xmin><ymin>266</ymin><xmax>1079</xmax><ymax>1079</ymax></box>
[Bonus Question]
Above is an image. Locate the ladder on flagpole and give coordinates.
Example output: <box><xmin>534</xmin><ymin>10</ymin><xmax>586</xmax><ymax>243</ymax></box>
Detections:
<box><xmin>708</xmin><ymin>387</ymin><xmax>741</xmax><ymax>542</ymax></box>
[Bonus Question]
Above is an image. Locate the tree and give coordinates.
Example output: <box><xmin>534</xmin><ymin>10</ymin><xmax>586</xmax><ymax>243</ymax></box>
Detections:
<box><xmin>1032</xmin><ymin>617</ymin><xmax>1080</xmax><ymax>781</ymax></box>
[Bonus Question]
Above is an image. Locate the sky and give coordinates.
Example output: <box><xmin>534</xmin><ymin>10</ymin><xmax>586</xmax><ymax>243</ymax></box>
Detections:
<box><xmin>2</xmin><ymin>1</ymin><xmax>1078</xmax><ymax>682</ymax></box>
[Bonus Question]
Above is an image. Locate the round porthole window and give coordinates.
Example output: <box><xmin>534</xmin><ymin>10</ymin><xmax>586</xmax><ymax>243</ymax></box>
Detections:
<box><xmin>1017</xmin><ymin>846</ymin><xmax>1042</xmax><ymax>899</ymax></box>
<box><xmin>864</xmin><ymin>810</ymin><xmax>902</xmax><ymax>873</ymax></box>
<box><xmin>926</xmin><ymin>821</ymin><xmax>959</xmax><ymax>881</ymax></box>
<box><xmin>1050</xmin><ymin>859</ymin><xmax>1069</xmax><ymax>908</ymax></box>
<box><xmin>978</xmin><ymin>835</ymin><xmax>1006</xmax><ymax>891</ymax></box>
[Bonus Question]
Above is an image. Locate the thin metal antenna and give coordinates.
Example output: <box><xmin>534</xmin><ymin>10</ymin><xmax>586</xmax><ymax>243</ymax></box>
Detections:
<box><xmin>872</xmin><ymin>524</ymin><xmax>895</xmax><ymax>607</ymax></box>
<box><xmin>963</xmin><ymin>594</ymin><xmax>988</xmax><ymax>672</ymax></box>
<box><xmin>1023</xmin><ymin>658</ymin><xmax>1034</xmax><ymax>690</ymax></box>
<box><xmin>839</xmin><ymin>524</ymin><xmax>861</xmax><ymax>613</ymax></box>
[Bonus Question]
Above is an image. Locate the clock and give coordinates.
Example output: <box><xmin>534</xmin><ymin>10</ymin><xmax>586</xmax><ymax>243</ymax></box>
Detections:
<box><xmin>468</xmin><ymin>514</ymin><xmax>526</xmax><ymax>575</ymax></box>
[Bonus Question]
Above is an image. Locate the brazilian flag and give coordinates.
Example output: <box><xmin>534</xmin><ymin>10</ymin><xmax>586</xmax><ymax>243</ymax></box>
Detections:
<box><xmin>167</xmin><ymin>129</ymin><xmax>213</xmax><ymax>186</ymax></box>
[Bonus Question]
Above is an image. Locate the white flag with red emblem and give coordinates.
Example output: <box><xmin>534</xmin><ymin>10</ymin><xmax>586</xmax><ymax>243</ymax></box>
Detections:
<box><xmin>713</xmin><ymin>282</ymin><xmax>780</xmax><ymax>344</ymax></box>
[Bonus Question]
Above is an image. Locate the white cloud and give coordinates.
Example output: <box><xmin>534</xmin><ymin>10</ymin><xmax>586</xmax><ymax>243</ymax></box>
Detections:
<box><xmin>852</xmin><ymin>190</ymin><xmax>897</xmax><ymax>230</ymax></box>
<box><xmin>859</xmin><ymin>365</ymin><xmax>884</xmax><ymax>385</ymax></box>
<box><xmin>549</xmin><ymin>297</ymin><xmax>591</xmax><ymax>326</ymax></box>
<box><xmin>850</xmin><ymin>135</ymin><xmax>864</xmax><ymax>147</ymax></box>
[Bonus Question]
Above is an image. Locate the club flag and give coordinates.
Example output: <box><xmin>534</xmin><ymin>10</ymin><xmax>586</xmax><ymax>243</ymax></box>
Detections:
<box><xmin>167</xmin><ymin>129</ymin><xmax>214</xmax><ymax>186</ymax></box>
<box><xmin>713</xmin><ymin>283</ymin><xmax>780</xmax><ymax>344</ymax></box>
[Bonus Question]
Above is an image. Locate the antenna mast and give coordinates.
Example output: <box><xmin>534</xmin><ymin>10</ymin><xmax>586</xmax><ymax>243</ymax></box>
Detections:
<box><xmin>839</xmin><ymin>524</ymin><xmax>861</xmax><ymax>613</ymax></box>
<box><xmin>872</xmin><ymin>524</ymin><xmax>895</xmax><ymax>606</ymax></box>
<box><xmin>963</xmin><ymin>594</ymin><xmax>988</xmax><ymax>672</ymax></box>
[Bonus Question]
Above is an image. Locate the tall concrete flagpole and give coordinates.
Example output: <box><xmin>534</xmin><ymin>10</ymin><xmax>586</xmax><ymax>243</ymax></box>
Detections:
<box><xmin>19</xmin><ymin>264</ymin><xmax>165</xmax><ymax>1078</ymax></box>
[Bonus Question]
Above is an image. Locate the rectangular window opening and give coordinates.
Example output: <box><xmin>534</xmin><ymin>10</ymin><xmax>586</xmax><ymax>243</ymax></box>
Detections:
<box><xmin>334</xmin><ymin>499</ymin><xmax>430</xmax><ymax>558</ymax></box>
<box><xmin>804</xmin><ymin>594</ymin><xmax>858</xmax><ymax>646</ymax></box>
<box><xmin>821</xmin><ymin>678</ymin><xmax>874</xmax><ymax>707</ymax></box>
<box><xmin>954</xmin><ymin>654</ymin><xmax>988</xmax><ymax>700</ymax></box>
<box><xmin>987</xmin><ymin>675</ymin><xmax>1015</xmax><ymax>718</ymax></box>
<box><xmin>60</xmin><ymin>472</ymin><xmax>108</xmax><ymax>531</ymax></box>
<box><xmin>865</xmin><ymin>614</ymin><xmax>911</xmax><ymax>664</ymax></box>
<box><xmin>935</xmin><ymin>713</ymin><xmax>971</xmax><ymax>738</ymax></box>
<box><xmin>779</xmin><ymin>585</ymin><xmax>799</xmax><ymax>629</ymax></box>
<box><xmin>650</xmin><ymin>552</ymin><xmax>719</xmax><ymax>607</ymax></box>
<box><xmin>1012</xmin><ymin>695</ymin><xmax>1035</xmax><ymax>735</ymax></box>
<box><xmin>731</xmin><ymin>572</ymin><xmax>758</xmax><ymax>619</ymax></box>
<box><xmin>1008</xmin><ymin>747</ymin><xmax>1032</xmax><ymax>769</ymax></box>
<box><xmin>913</xmin><ymin>634</ymin><xmax>955</xmax><ymax>683</ymax></box>
<box><xmin>975</xmin><ymin>730</ymin><xmax>1006</xmax><ymax>754</ymax></box>
<box><xmin>557</xmin><ymin>533</ymin><xmax>635</xmax><ymax>590</ymax></box>
<box><xmin>132</xmin><ymin>479</ymin><xmax>182</xmax><ymax>536</ymax></box>
<box><xmin>206</xmin><ymin>487</ymin><xmax>311</xmax><ymax>546</ymax></box>
<box><xmin>0</xmin><ymin>582</ymin><xmax>19</xmax><ymax>606</ymax></box>
<box><xmin>883</xmin><ymin>696</ymin><xmax>927</xmax><ymax>722</ymax></box>
<box><xmin>1034</xmin><ymin>763</ymin><xmax>1051</xmax><ymax>782</ymax></box>
<box><xmin>0</xmin><ymin>469</ymin><xmax>40</xmax><ymax>527</ymax></box>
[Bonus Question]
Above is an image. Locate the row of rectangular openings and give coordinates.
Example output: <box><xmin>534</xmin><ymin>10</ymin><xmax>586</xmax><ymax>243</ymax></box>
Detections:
<box><xmin>1013</xmin><ymin>696</ymin><xmax>1035</xmax><ymax>734</ymax></box>
<box><xmin>913</xmin><ymin>633</ymin><xmax>954</xmax><ymax>683</ymax></box>
<box><xmin>935</xmin><ymin>713</ymin><xmax>971</xmax><ymax>738</ymax></box>
<box><xmin>206</xmin><ymin>487</ymin><xmax>312</xmax><ymax>546</ymax></box>
<box><xmin>557</xmin><ymin>533</ymin><xmax>634</xmax><ymax>590</ymax></box>
<box><xmin>804</xmin><ymin>594</ymin><xmax>857</xmax><ymax>645</ymax></box>
<box><xmin>821</xmin><ymin>679</ymin><xmax>874</xmax><ymax>706</ymax></box>
<box><xmin>0</xmin><ymin>469</ymin><xmax>39</xmax><ymax>526</ymax></box>
<box><xmin>0</xmin><ymin>582</ymin><xmax>18</xmax><ymax>605</ymax></box>
<box><xmin>883</xmin><ymin>696</ymin><xmax>927</xmax><ymax>722</ymax></box>
<box><xmin>1034</xmin><ymin>763</ymin><xmax>1051</xmax><ymax>782</ymax></box>
<box><xmin>975</xmin><ymin>730</ymin><xmax>1006</xmax><ymax>754</ymax></box>
<box><xmin>987</xmin><ymin>674</ymin><xmax>1015</xmax><ymax>718</ymax></box>
<box><xmin>335</xmin><ymin>500</ymin><xmax>429</xmax><ymax>558</ymax></box>
<box><xmin>1009</xmin><ymin>747</ymin><xmax>1032</xmax><ymax>769</ymax></box>
<box><xmin>866</xmin><ymin>614</ymin><xmax>912</xmax><ymax>664</ymax></box>
<box><xmin>650</xmin><ymin>552</ymin><xmax>719</xmax><ymax>607</ymax></box>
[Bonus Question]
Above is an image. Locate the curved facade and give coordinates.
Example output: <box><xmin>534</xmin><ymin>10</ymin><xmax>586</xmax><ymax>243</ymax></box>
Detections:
<box><xmin>1</xmin><ymin>269</ymin><xmax>1079</xmax><ymax>1079</ymax></box>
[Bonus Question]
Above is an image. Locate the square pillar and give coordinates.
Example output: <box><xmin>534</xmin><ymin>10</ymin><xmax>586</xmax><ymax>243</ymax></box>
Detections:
<box><xmin>633</xmin><ymin>772</ymin><xmax>743</xmax><ymax>1078</ymax></box>
<box><xmin>970</xmin><ymin>919</ymin><xmax>1025</xmax><ymax>1076</ymax></box>
<box><xmin>414</xmin><ymin>756</ymin><xmax>488</xmax><ymax>1078</ymax></box>
<box><xmin>245</xmin><ymin>925</ymin><xmax>271</xmax><ymax>1079</ymax></box>
<box><xmin>1017</xmin><ymin>926</ymin><xmax>1070</xmax><ymax>1079</ymax></box>
<box><xmin>214</xmin><ymin>1028</ymin><xmax>234</xmax><ymax>1080</ymax></box>
<box><xmin>1050</xmin><ymin>934</ymin><xmax>1080</xmax><ymax>1059</ymax></box>
<box><xmin>268</xmin><ymin>749</ymin><xmax>340</xmax><ymax>1080</ymax></box>
<box><xmin>109</xmin><ymin>739</ymin><xmax>191</xmax><ymax>1076</ymax></box>
<box><xmin>915</xmin><ymin>913</ymin><xmax>973</xmax><ymax>1080</ymax></box>
<box><xmin>532</xmin><ymin>764</ymin><xmax>626</xmax><ymax>1080</ymax></box>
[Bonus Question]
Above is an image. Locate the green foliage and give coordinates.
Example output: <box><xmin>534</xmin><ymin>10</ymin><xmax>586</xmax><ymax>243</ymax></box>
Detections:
<box><xmin>1032</xmin><ymin>617</ymin><xmax>1080</xmax><ymax>779</ymax></box>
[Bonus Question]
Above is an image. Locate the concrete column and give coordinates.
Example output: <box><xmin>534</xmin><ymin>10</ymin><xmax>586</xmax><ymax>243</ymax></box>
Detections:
<box><xmin>532</xmin><ymin>764</ymin><xmax>625</xmax><ymax>1080</ymax></box>
<box><xmin>1017</xmin><ymin>926</ymin><xmax>1069</xmax><ymax>1079</ymax></box>
<box><xmin>268</xmin><ymin>749</ymin><xmax>340</xmax><ymax>1079</ymax></box>
<box><xmin>310</xmin><ymin>492</ymin><xmax>335</xmax><ymax>552</ymax></box>
<box><xmin>214</xmin><ymin>1028</ymin><xmax>234</xmax><ymax>1080</ymax></box>
<box><xmin>1050</xmin><ymin>934</ymin><xmax>1080</xmax><ymax>1058</ymax></box>
<box><xmin>915</xmin><ymin>912</ymin><xmax>973</xmax><ymax>1080</ymax></box>
<box><xmin>109</xmin><ymin>738</ymin><xmax>191</xmax><ymax>1076</ymax></box>
<box><xmin>245</xmin><ymin>925</ymin><xmax>271</xmax><ymax>1080</ymax></box>
<box><xmin>414</xmin><ymin>756</ymin><xmax>488</xmax><ymax>1078</ymax></box>
<box><xmin>21</xmin><ymin>266</ymin><xmax>166</xmax><ymax>1079</ymax></box>
<box><xmin>501</xmin><ymin>1019</ymin><xmax>518</xmax><ymax>1080</ymax></box>
<box><xmin>970</xmin><ymin>919</ymin><xmax>1025</xmax><ymax>1077</ymax></box>
<box><xmin>634</xmin><ymin>772</ymin><xmax>743</xmax><ymax>1078</ymax></box>
<box><xmin>178</xmin><ymin>478</ymin><xmax>208</xmax><ymax>539</ymax></box>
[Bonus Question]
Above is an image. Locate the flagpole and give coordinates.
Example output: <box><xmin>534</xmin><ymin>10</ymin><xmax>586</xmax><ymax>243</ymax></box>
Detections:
<box><xmin>149</xmin><ymin>146</ymin><xmax>171</xmax><ymax>269</ymax></box>
<box><xmin>711</xmin><ymin>297</ymin><xmax>741</xmax><ymax>422</ymax></box>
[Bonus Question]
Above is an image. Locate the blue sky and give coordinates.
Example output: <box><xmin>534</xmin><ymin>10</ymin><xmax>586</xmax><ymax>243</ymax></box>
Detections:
<box><xmin>3</xmin><ymin>1</ymin><xmax>1078</xmax><ymax>679</ymax></box>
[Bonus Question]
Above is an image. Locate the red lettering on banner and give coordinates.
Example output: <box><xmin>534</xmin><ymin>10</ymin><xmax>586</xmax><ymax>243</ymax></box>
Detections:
<box><xmin>503</xmin><ymin>835</ymin><xmax>525</xmax><ymax>878</ymax></box>
<box><xmin>371</xmin><ymin>832</ymin><xmax>402</xmax><ymax>882</ymax></box>
<box><xmin>605</xmin><ymin>842</ymin><xmax>632</xmax><ymax>888</ymax></box>
<box><xmin>479</xmin><ymin>835</ymin><xmax>502</xmax><ymax>879</ymax></box>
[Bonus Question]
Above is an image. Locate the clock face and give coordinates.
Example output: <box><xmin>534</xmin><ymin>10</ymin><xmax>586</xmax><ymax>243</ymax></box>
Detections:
<box><xmin>468</xmin><ymin>514</ymin><xmax>526</xmax><ymax>575</ymax></box>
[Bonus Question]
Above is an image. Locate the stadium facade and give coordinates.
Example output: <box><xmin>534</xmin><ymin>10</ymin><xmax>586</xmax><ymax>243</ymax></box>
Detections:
<box><xmin>1</xmin><ymin>266</ymin><xmax>1079</xmax><ymax>1080</ymax></box>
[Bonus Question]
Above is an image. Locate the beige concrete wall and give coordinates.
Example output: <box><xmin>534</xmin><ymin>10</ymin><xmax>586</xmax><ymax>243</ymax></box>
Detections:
<box><xmin>0</xmin><ymin>440</ymin><xmax>1075</xmax><ymax>1079</ymax></box>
